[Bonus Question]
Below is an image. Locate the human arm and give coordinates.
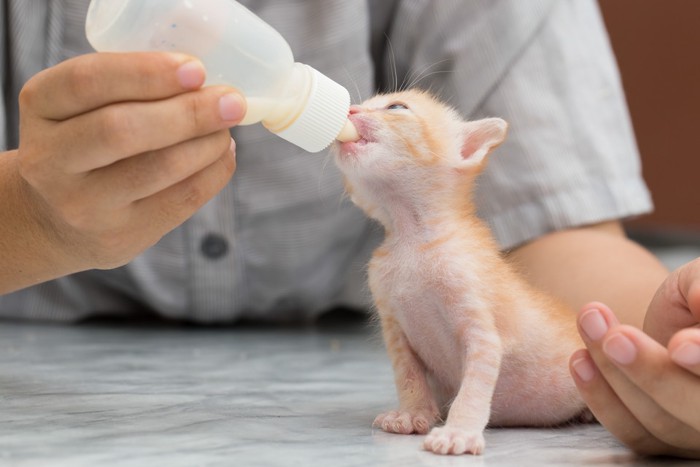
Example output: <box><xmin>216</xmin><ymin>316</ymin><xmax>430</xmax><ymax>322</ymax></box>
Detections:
<box><xmin>0</xmin><ymin>52</ymin><xmax>245</xmax><ymax>295</ymax></box>
<box><xmin>507</xmin><ymin>220</ymin><xmax>668</xmax><ymax>328</ymax></box>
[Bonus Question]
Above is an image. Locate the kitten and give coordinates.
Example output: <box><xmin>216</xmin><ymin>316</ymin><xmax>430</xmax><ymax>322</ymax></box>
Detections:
<box><xmin>333</xmin><ymin>90</ymin><xmax>590</xmax><ymax>455</ymax></box>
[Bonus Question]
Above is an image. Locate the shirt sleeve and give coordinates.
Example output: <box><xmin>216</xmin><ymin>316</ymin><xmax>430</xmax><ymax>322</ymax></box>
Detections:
<box><xmin>386</xmin><ymin>0</ymin><xmax>653</xmax><ymax>249</ymax></box>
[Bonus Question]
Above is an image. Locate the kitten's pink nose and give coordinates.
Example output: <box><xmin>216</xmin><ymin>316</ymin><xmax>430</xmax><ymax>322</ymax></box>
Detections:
<box><xmin>348</xmin><ymin>105</ymin><xmax>362</xmax><ymax>115</ymax></box>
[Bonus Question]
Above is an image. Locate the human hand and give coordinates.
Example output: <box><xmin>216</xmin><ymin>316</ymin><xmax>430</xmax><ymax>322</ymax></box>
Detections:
<box><xmin>643</xmin><ymin>258</ymin><xmax>700</xmax><ymax>345</ymax></box>
<box><xmin>16</xmin><ymin>52</ymin><xmax>245</xmax><ymax>272</ymax></box>
<box><xmin>568</xmin><ymin>259</ymin><xmax>700</xmax><ymax>458</ymax></box>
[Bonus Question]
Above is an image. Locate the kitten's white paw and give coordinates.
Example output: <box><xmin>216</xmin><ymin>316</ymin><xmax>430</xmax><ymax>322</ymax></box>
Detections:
<box><xmin>423</xmin><ymin>426</ymin><xmax>485</xmax><ymax>455</ymax></box>
<box><xmin>373</xmin><ymin>409</ymin><xmax>438</xmax><ymax>435</ymax></box>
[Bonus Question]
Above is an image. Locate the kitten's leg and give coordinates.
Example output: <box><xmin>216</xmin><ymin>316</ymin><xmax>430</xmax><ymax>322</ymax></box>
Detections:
<box><xmin>374</xmin><ymin>314</ymin><xmax>440</xmax><ymax>435</ymax></box>
<box><xmin>424</xmin><ymin>323</ymin><xmax>502</xmax><ymax>455</ymax></box>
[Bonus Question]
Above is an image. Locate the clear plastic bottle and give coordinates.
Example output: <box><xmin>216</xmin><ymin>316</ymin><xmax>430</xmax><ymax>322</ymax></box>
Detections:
<box><xmin>85</xmin><ymin>0</ymin><xmax>359</xmax><ymax>152</ymax></box>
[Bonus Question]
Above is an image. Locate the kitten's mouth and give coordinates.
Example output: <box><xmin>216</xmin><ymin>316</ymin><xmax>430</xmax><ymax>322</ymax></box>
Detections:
<box><xmin>338</xmin><ymin>135</ymin><xmax>371</xmax><ymax>157</ymax></box>
<box><xmin>338</xmin><ymin>116</ymin><xmax>375</xmax><ymax>152</ymax></box>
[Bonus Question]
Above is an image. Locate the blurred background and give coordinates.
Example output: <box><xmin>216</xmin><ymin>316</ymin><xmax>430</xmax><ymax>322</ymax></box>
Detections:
<box><xmin>599</xmin><ymin>0</ymin><xmax>700</xmax><ymax>269</ymax></box>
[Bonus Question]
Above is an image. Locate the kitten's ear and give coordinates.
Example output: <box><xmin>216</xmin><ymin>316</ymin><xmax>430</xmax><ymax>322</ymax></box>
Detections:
<box><xmin>459</xmin><ymin>118</ymin><xmax>508</xmax><ymax>165</ymax></box>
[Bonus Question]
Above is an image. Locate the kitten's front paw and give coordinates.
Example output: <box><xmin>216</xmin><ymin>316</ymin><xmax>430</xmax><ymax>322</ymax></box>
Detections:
<box><xmin>423</xmin><ymin>426</ymin><xmax>485</xmax><ymax>455</ymax></box>
<box><xmin>373</xmin><ymin>409</ymin><xmax>438</xmax><ymax>435</ymax></box>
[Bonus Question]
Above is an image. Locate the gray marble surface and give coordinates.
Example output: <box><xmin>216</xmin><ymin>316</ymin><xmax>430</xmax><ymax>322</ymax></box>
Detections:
<box><xmin>0</xmin><ymin>316</ymin><xmax>696</xmax><ymax>467</ymax></box>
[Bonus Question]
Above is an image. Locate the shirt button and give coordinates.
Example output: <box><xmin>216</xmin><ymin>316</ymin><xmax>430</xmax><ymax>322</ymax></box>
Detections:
<box><xmin>200</xmin><ymin>233</ymin><xmax>229</xmax><ymax>259</ymax></box>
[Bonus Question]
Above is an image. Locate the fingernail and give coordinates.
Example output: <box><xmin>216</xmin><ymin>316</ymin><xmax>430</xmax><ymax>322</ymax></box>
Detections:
<box><xmin>219</xmin><ymin>93</ymin><xmax>246</xmax><ymax>122</ymax></box>
<box><xmin>603</xmin><ymin>334</ymin><xmax>637</xmax><ymax>365</ymax></box>
<box><xmin>572</xmin><ymin>356</ymin><xmax>596</xmax><ymax>382</ymax></box>
<box><xmin>580</xmin><ymin>308</ymin><xmax>609</xmax><ymax>341</ymax></box>
<box><xmin>177</xmin><ymin>60</ymin><xmax>206</xmax><ymax>89</ymax></box>
<box><xmin>229</xmin><ymin>138</ymin><xmax>236</xmax><ymax>156</ymax></box>
<box><xmin>671</xmin><ymin>342</ymin><xmax>700</xmax><ymax>366</ymax></box>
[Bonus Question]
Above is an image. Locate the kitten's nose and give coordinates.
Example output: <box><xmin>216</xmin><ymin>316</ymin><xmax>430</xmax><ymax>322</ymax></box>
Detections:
<box><xmin>348</xmin><ymin>105</ymin><xmax>362</xmax><ymax>115</ymax></box>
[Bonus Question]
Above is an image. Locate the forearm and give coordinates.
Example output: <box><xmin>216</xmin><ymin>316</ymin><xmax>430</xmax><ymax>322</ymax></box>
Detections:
<box><xmin>507</xmin><ymin>221</ymin><xmax>668</xmax><ymax>328</ymax></box>
<box><xmin>0</xmin><ymin>151</ymin><xmax>81</xmax><ymax>295</ymax></box>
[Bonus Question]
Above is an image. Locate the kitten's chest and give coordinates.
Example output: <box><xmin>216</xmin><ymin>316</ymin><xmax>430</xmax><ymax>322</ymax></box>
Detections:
<box><xmin>369</xmin><ymin>245</ymin><xmax>448</xmax><ymax>311</ymax></box>
<box><xmin>369</xmin><ymin>239</ymin><xmax>482</xmax><ymax>311</ymax></box>
<box><xmin>369</xmin><ymin>242</ymin><xmax>481</xmax><ymax>382</ymax></box>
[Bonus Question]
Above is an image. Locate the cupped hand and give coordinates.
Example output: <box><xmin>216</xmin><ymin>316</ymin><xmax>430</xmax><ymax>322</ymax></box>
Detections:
<box><xmin>16</xmin><ymin>52</ymin><xmax>246</xmax><ymax>272</ymax></box>
<box><xmin>569</xmin><ymin>259</ymin><xmax>700</xmax><ymax>458</ymax></box>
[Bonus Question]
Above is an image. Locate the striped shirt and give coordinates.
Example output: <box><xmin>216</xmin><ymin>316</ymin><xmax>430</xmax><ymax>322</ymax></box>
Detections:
<box><xmin>0</xmin><ymin>0</ymin><xmax>652</xmax><ymax>322</ymax></box>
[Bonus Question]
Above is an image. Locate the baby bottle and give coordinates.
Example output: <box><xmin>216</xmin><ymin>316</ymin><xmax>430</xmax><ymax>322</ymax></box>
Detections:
<box><xmin>85</xmin><ymin>0</ymin><xmax>358</xmax><ymax>152</ymax></box>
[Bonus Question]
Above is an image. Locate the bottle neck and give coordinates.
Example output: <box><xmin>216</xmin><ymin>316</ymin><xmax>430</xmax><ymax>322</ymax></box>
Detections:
<box><xmin>261</xmin><ymin>63</ymin><xmax>313</xmax><ymax>133</ymax></box>
<box><xmin>259</xmin><ymin>62</ymin><xmax>351</xmax><ymax>153</ymax></box>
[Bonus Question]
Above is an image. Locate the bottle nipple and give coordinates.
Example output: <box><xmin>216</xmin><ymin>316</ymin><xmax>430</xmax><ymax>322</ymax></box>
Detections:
<box><xmin>336</xmin><ymin>120</ymin><xmax>360</xmax><ymax>143</ymax></box>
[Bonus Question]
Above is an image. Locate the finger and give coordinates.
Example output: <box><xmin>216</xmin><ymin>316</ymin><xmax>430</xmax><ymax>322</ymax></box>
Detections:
<box><xmin>669</xmin><ymin>328</ymin><xmax>700</xmax><ymax>376</ymax></box>
<box><xmin>676</xmin><ymin>258</ymin><xmax>700</xmax><ymax>323</ymax></box>
<box><xmin>578</xmin><ymin>304</ymin><xmax>700</xmax><ymax>452</ymax></box>
<box><xmin>21</xmin><ymin>52</ymin><xmax>206</xmax><ymax>120</ymax></box>
<box><xmin>600</xmin><ymin>326</ymin><xmax>700</xmax><ymax>442</ymax></box>
<box><xmin>83</xmin><ymin>131</ymin><xmax>234</xmax><ymax>207</ymax></box>
<box><xmin>54</xmin><ymin>86</ymin><xmax>245</xmax><ymax>173</ymax></box>
<box><xmin>643</xmin><ymin>265</ymin><xmax>697</xmax><ymax>345</ymax></box>
<box><xmin>577</xmin><ymin>301</ymin><xmax>620</xmax><ymax>339</ymax></box>
<box><xmin>130</xmin><ymin>141</ymin><xmax>236</xmax><ymax>235</ymax></box>
<box><xmin>569</xmin><ymin>348</ymin><xmax>670</xmax><ymax>456</ymax></box>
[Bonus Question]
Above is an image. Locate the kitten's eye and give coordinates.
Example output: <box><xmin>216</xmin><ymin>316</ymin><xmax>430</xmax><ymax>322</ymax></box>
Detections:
<box><xmin>386</xmin><ymin>103</ymin><xmax>409</xmax><ymax>111</ymax></box>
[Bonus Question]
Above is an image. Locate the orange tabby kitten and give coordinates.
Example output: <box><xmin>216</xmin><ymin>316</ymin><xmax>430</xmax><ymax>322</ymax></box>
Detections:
<box><xmin>333</xmin><ymin>90</ymin><xmax>590</xmax><ymax>455</ymax></box>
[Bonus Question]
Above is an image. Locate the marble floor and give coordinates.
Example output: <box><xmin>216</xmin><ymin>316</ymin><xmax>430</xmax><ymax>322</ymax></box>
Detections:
<box><xmin>2</xmin><ymin>240</ymin><xmax>700</xmax><ymax>466</ymax></box>
<box><xmin>1</xmin><ymin>315</ymin><xmax>696</xmax><ymax>467</ymax></box>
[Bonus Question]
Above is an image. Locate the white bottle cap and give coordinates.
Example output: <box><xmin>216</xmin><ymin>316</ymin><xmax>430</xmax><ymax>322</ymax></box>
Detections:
<box><xmin>273</xmin><ymin>66</ymin><xmax>350</xmax><ymax>153</ymax></box>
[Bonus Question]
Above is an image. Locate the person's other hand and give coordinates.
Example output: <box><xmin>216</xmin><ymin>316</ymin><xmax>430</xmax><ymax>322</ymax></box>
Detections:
<box><xmin>568</xmin><ymin>259</ymin><xmax>700</xmax><ymax>458</ymax></box>
<box><xmin>16</xmin><ymin>52</ymin><xmax>245</xmax><ymax>272</ymax></box>
<box><xmin>643</xmin><ymin>258</ymin><xmax>700</xmax><ymax>345</ymax></box>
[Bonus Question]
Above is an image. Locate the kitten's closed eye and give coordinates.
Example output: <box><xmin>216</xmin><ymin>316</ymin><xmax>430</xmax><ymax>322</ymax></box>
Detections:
<box><xmin>386</xmin><ymin>103</ymin><xmax>409</xmax><ymax>111</ymax></box>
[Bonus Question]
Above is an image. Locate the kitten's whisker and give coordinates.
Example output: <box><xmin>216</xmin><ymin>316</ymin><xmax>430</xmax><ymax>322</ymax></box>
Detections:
<box><xmin>320</xmin><ymin>149</ymin><xmax>352</xmax><ymax>211</ymax></box>
<box><xmin>402</xmin><ymin>59</ymin><xmax>451</xmax><ymax>91</ymax></box>
<box><xmin>419</xmin><ymin>80</ymin><xmax>456</xmax><ymax>110</ymax></box>
<box><xmin>340</xmin><ymin>65</ymin><xmax>364</xmax><ymax>104</ymax></box>
<box><xmin>385</xmin><ymin>34</ymin><xmax>399</xmax><ymax>93</ymax></box>
<box><xmin>317</xmin><ymin>148</ymin><xmax>337</xmax><ymax>198</ymax></box>
<box><xmin>334</xmin><ymin>178</ymin><xmax>352</xmax><ymax>212</ymax></box>
<box><xmin>406</xmin><ymin>69</ymin><xmax>452</xmax><ymax>92</ymax></box>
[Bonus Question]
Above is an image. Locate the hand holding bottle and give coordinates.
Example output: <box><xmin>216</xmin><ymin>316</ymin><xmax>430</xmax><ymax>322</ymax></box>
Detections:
<box><xmin>86</xmin><ymin>0</ymin><xmax>356</xmax><ymax>152</ymax></box>
<box><xmin>15</xmin><ymin>52</ymin><xmax>244</xmax><ymax>275</ymax></box>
